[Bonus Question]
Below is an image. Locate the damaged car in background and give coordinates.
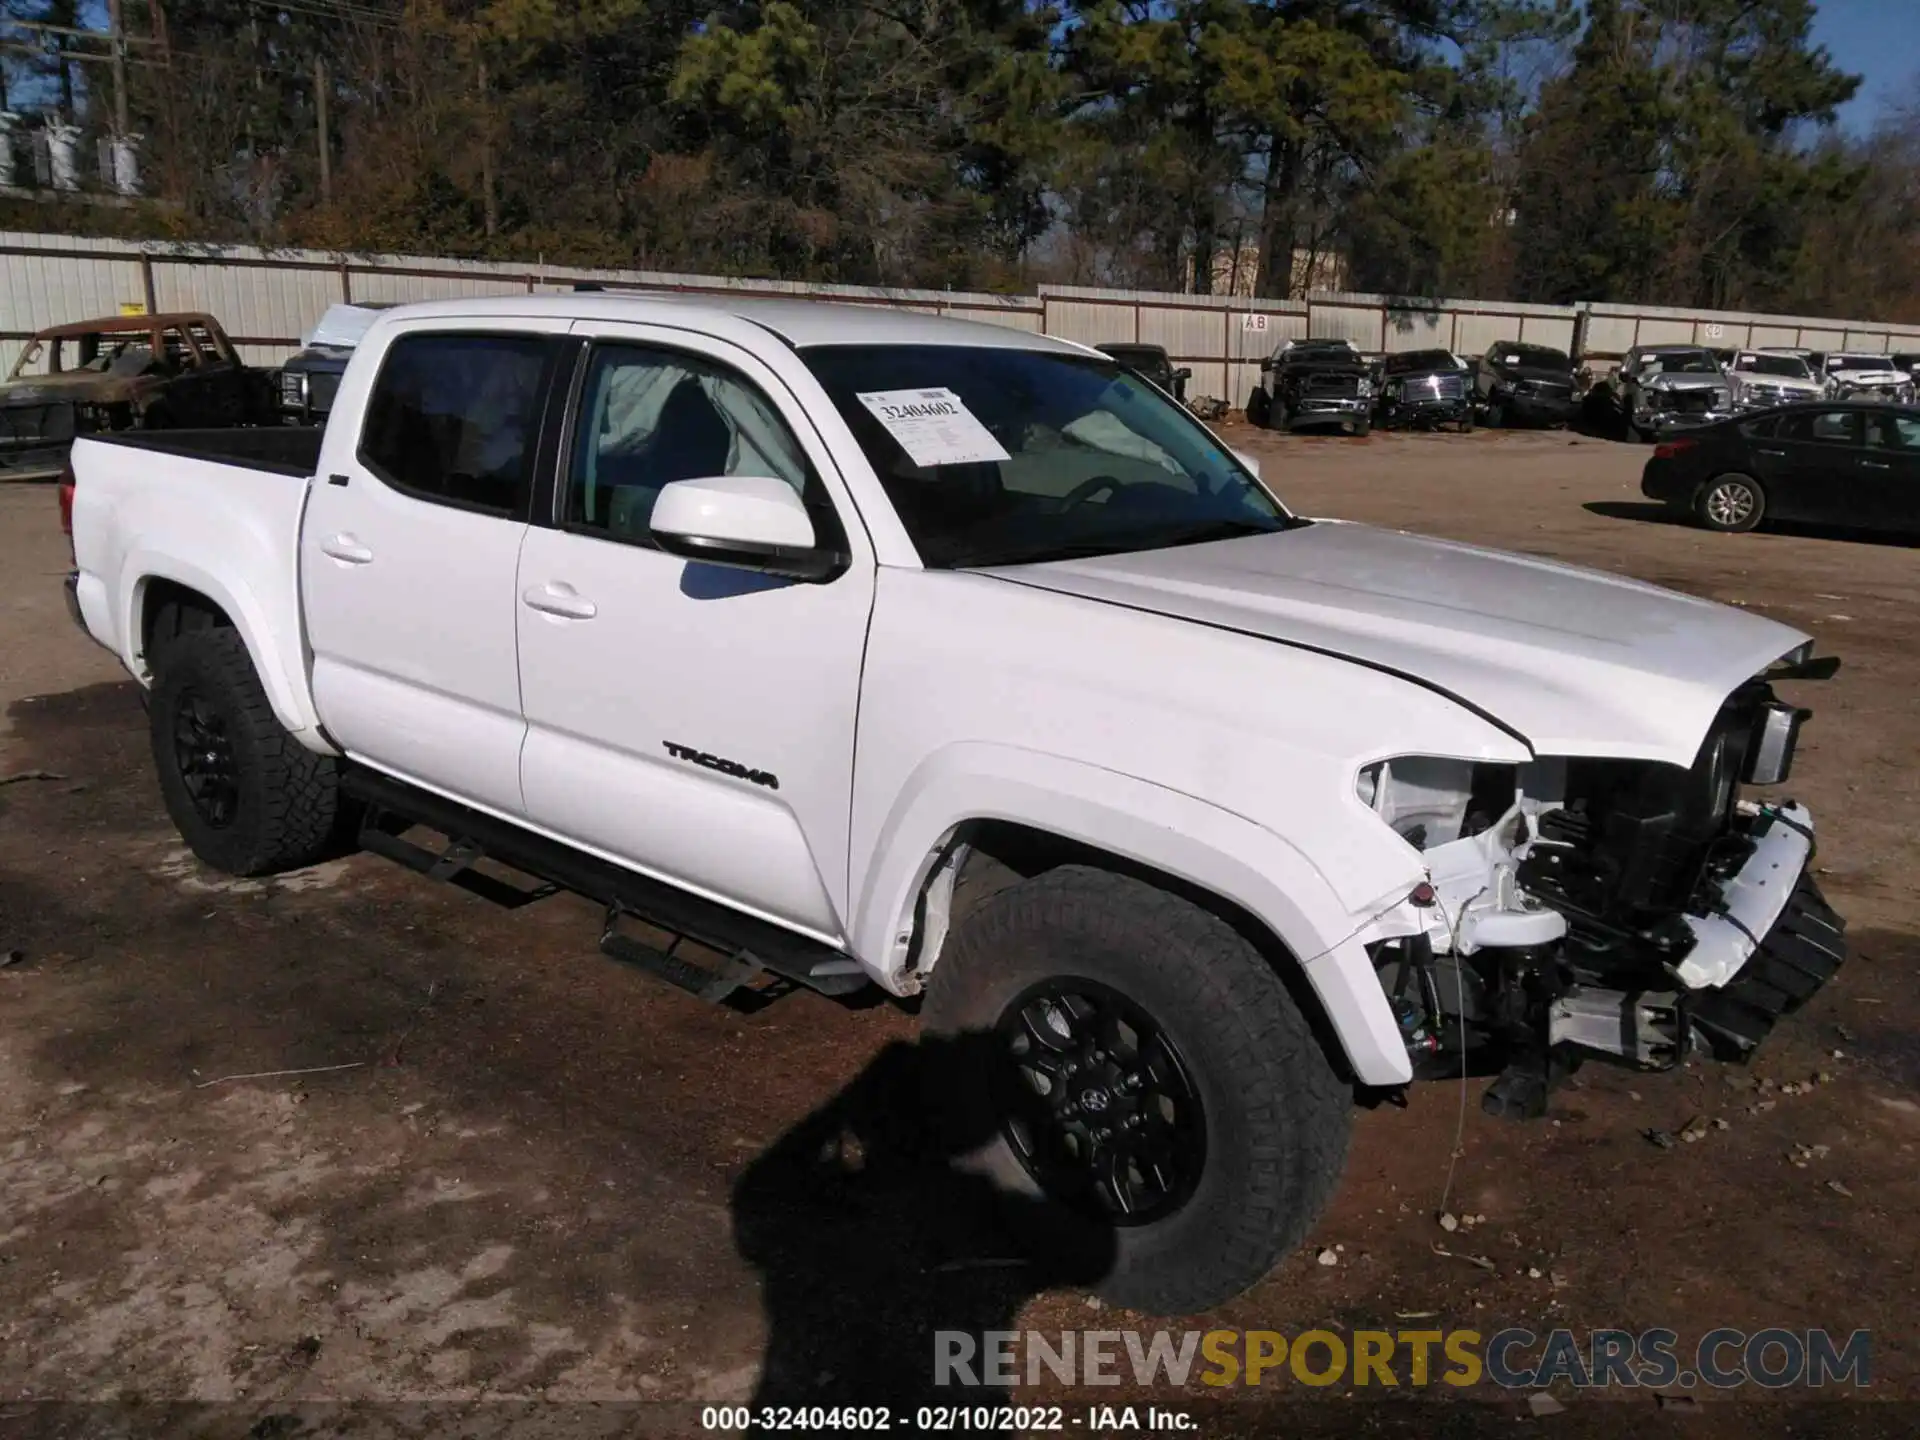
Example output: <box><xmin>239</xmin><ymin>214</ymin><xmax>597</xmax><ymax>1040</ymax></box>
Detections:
<box><xmin>1</xmin><ymin>312</ymin><xmax>265</xmax><ymax>480</ymax></box>
<box><xmin>1472</xmin><ymin>341</ymin><xmax>1580</xmax><ymax>428</ymax></box>
<box><xmin>1608</xmin><ymin>344</ymin><xmax>1735</xmax><ymax>440</ymax></box>
<box><xmin>1374</xmin><ymin>349</ymin><xmax>1474</xmax><ymax>432</ymax></box>
<box><xmin>277</xmin><ymin>302</ymin><xmax>399</xmax><ymax>426</ymax></box>
<box><xmin>1819</xmin><ymin>352</ymin><xmax>1916</xmax><ymax>406</ymax></box>
<box><xmin>1246</xmin><ymin>336</ymin><xmax>1374</xmax><ymax>435</ymax></box>
<box><xmin>1724</xmin><ymin>349</ymin><xmax>1825</xmax><ymax>412</ymax></box>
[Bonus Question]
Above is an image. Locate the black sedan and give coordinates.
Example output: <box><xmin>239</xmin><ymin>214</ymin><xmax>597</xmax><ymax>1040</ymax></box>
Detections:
<box><xmin>1640</xmin><ymin>402</ymin><xmax>1920</xmax><ymax>534</ymax></box>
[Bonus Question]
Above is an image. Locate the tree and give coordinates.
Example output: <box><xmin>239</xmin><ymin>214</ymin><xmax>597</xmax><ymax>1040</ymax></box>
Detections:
<box><xmin>1510</xmin><ymin>0</ymin><xmax>1860</xmax><ymax>308</ymax></box>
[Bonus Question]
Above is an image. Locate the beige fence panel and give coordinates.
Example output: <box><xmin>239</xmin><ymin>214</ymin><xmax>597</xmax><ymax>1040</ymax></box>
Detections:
<box><xmin>6</xmin><ymin>231</ymin><xmax>1920</xmax><ymax>413</ymax></box>
<box><xmin>1384</xmin><ymin>306</ymin><xmax>1455</xmax><ymax>353</ymax></box>
<box><xmin>151</xmin><ymin>258</ymin><xmax>341</xmax><ymax>345</ymax></box>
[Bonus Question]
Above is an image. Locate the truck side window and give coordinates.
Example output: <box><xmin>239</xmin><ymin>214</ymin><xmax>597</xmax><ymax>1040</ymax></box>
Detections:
<box><xmin>564</xmin><ymin>344</ymin><xmax>813</xmax><ymax>544</ymax></box>
<box><xmin>360</xmin><ymin>333</ymin><xmax>552</xmax><ymax>515</ymax></box>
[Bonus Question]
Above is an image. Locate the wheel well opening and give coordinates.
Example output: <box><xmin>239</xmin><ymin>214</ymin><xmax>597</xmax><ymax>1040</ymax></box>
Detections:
<box><xmin>140</xmin><ymin>580</ymin><xmax>233</xmax><ymax>673</ymax></box>
<box><xmin>932</xmin><ymin>820</ymin><xmax>1359</xmax><ymax>1087</ymax></box>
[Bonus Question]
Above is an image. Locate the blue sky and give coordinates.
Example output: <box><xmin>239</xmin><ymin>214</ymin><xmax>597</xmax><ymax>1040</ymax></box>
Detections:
<box><xmin>1810</xmin><ymin>0</ymin><xmax>1920</xmax><ymax>131</ymax></box>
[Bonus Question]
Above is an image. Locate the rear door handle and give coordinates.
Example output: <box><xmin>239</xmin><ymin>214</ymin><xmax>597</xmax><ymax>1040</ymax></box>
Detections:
<box><xmin>1860</xmin><ymin>460</ymin><xmax>1890</xmax><ymax>470</ymax></box>
<box><xmin>521</xmin><ymin>583</ymin><xmax>597</xmax><ymax>620</ymax></box>
<box><xmin>320</xmin><ymin>533</ymin><xmax>374</xmax><ymax>564</ymax></box>
<box><xmin>1754</xmin><ymin>447</ymin><xmax>1786</xmax><ymax>457</ymax></box>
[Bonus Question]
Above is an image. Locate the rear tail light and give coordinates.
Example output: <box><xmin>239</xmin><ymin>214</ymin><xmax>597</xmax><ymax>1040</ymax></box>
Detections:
<box><xmin>58</xmin><ymin>461</ymin><xmax>76</xmax><ymax>538</ymax></box>
<box><xmin>1653</xmin><ymin>438</ymin><xmax>1698</xmax><ymax>460</ymax></box>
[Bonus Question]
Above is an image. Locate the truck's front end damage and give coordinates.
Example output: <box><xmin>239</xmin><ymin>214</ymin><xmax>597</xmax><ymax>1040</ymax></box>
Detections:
<box><xmin>1361</xmin><ymin>648</ymin><xmax>1844</xmax><ymax>1117</ymax></box>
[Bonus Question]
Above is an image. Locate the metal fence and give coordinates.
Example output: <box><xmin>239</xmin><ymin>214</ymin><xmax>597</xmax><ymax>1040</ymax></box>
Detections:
<box><xmin>5</xmin><ymin>230</ymin><xmax>1919</xmax><ymax>408</ymax></box>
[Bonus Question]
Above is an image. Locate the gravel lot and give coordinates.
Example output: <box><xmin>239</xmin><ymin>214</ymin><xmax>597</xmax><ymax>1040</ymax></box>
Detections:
<box><xmin>2</xmin><ymin>424</ymin><xmax>1917</xmax><ymax>1438</ymax></box>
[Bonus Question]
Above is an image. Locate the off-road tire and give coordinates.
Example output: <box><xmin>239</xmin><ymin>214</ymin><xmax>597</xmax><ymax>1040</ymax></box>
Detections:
<box><xmin>922</xmin><ymin>864</ymin><xmax>1351</xmax><ymax>1315</ymax></box>
<box><xmin>1458</xmin><ymin>411</ymin><xmax>1475</xmax><ymax>434</ymax></box>
<box><xmin>150</xmin><ymin>627</ymin><xmax>340</xmax><ymax>876</ymax></box>
<box><xmin>1245</xmin><ymin>388</ymin><xmax>1271</xmax><ymax>429</ymax></box>
<box><xmin>1486</xmin><ymin>399</ymin><xmax>1506</xmax><ymax>428</ymax></box>
<box><xmin>1695</xmin><ymin>472</ymin><xmax>1766</xmax><ymax>533</ymax></box>
<box><xmin>1352</xmin><ymin>417</ymin><xmax>1372</xmax><ymax>438</ymax></box>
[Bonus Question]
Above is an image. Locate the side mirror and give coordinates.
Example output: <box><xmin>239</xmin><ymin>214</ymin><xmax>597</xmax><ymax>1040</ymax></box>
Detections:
<box><xmin>650</xmin><ymin>475</ymin><xmax>844</xmax><ymax>582</ymax></box>
<box><xmin>1230</xmin><ymin>448</ymin><xmax>1261</xmax><ymax>479</ymax></box>
<box><xmin>1173</xmin><ymin>367</ymin><xmax>1192</xmax><ymax>383</ymax></box>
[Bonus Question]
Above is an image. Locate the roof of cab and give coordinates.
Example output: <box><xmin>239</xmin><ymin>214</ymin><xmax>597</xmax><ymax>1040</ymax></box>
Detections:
<box><xmin>366</xmin><ymin>292</ymin><xmax>1085</xmax><ymax>354</ymax></box>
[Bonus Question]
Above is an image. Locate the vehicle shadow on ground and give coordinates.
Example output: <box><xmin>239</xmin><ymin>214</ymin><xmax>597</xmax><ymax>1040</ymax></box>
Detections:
<box><xmin>731</xmin><ymin>1031</ymin><xmax>1117</xmax><ymax>1411</ymax></box>
<box><xmin>1584</xmin><ymin>500</ymin><xmax>1919</xmax><ymax>547</ymax></box>
<box><xmin>1583</xmin><ymin>500</ymin><xmax>1691</xmax><ymax>528</ymax></box>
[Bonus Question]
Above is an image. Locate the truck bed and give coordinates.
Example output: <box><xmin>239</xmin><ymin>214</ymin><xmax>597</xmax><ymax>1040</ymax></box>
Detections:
<box><xmin>68</xmin><ymin>428</ymin><xmax>325</xmax><ymax>741</ymax></box>
<box><xmin>86</xmin><ymin>426</ymin><xmax>324</xmax><ymax>479</ymax></box>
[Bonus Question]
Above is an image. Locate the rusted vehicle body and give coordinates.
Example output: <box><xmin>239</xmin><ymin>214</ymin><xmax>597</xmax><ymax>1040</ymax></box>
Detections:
<box><xmin>1</xmin><ymin>313</ymin><xmax>263</xmax><ymax>480</ymax></box>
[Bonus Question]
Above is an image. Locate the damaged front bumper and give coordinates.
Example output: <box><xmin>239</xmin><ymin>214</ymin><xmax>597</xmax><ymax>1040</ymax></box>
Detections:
<box><xmin>1547</xmin><ymin>802</ymin><xmax>1845</xmax><ymax>1066</ymax></box>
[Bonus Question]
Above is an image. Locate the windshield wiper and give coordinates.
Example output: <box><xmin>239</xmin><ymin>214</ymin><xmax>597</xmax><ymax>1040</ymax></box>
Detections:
<box><xmin>971</xmin><ymin>519</ymin><xmax>1290</xmax><ymax>569</ymax></box>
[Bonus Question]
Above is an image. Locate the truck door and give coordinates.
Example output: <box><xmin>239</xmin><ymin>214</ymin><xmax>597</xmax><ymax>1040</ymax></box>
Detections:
<box><xmin>513</xmin><ymin>325</ymin><xmax>875</xmax><ymax>941</ymax></box>
<box><xmin>301</xmin><ymin>322</ymin><xmax>567</xmax><ymax>815</ymax></box>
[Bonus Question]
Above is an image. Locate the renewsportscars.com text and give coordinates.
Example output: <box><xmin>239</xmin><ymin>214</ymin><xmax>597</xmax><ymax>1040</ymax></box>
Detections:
<box><xmin>935</xmin><ymin>1327</ymin><xmax>1871</xmax><ymax>1391</ymax></box>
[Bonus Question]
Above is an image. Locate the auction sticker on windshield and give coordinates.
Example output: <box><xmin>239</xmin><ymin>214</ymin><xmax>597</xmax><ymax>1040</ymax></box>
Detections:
<box><xmin>856</xmin><ymin>388</ymin><xmax>1011</xmax><ymax>467</ymax></box>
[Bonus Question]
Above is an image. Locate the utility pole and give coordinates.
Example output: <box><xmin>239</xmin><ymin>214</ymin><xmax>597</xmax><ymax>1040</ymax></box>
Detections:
<box><xmin>315</xmin><ymin>53</ymin><xmax>332</xmax><ymax>205</ymax></box>
<box><xmin>107</xmin><ymin>0</ymin><xmax>130</xmax><ymax>135</ymax></box>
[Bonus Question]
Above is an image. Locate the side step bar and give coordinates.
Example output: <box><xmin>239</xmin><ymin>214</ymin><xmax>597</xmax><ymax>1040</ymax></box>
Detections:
<box><xmin>342</xmin><ymin>767</ymin><xmax>870</xmax><ymax>1006</ymax></box>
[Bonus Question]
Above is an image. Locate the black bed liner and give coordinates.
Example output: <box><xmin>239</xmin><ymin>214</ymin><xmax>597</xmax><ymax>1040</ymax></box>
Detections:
<box><xmin>81</xmin><ymin>427</ymin><xmax>323</xmax><ymax>479</ymax></box>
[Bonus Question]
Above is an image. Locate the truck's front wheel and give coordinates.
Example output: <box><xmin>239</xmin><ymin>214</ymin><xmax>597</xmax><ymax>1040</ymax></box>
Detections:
<box><xmin>924</xmin><ymin>865</ymin><xmax>1351</xmax><ymax>1314</ymax></box>
<box><xmin>150</xmin><ymin>628</ymin><xmax>341</xmax><ymax>876</ymax></box>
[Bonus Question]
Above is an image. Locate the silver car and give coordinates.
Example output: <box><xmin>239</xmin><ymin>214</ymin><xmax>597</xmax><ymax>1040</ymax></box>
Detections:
<box><xmin>1724</xmin><ymin>349</ymin><xmax>1826</xmax><ymax>412</ymax></box>
<box><xmin>1613</xmin><ymin>344</ymin><xmax>1735</xmax><ymax>439</ymax></box>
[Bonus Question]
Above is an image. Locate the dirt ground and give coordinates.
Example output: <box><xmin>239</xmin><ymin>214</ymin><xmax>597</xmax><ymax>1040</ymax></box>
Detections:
<box><xmin>3</xmin><ymin>424</ymin><xmax>1918</xmax><ymax>1440</ymax></box>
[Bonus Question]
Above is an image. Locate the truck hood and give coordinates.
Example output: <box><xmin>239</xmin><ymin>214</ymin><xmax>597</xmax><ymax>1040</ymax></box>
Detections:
<box><xmin>1829</xmin><ymin>367</ymin><xmax>1906</xmax><ymax>386</ymax></box>
<box><xmin>1732</xmin><ymin>373</ymin><xmax>1822</xmax><ymax>392</ymax></box>
<box><xmin>1491</xmin><ymin>364</ymin><xmax>1574</xmax><ymax>385</ymax></box>
<box><xmin>1646</xmin><ymin>373</ymin><xmax>1726</xmax><ymax>391</ymax></box>
<box><xmin>983</xmin><ymin>521</ymin><xmax>1808</xmax><ymax>766</ymax></box>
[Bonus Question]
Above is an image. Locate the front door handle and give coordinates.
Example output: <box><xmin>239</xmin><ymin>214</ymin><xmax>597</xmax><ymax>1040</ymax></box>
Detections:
<box><xmin>1754</xmin><ymin>447</ymin><xmax>1786</xmax><ymax>457</ymax></box>
<box><xmin>521</xmin><ymin>583</ymin><xmax>598</xmax><ymax>620</ymax></box>
<box><xmin>1860</xmin><ymin>460</ymin><xmax>1891</xmax><ymax>470</ymax></box>
<box><xmin>320</xmin><ymin>533</ymin><xmax>374</xmax><ymax>564</ymax></box>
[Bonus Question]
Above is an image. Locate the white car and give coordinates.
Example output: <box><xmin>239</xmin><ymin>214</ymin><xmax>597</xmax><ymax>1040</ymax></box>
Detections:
<box><xmin>61</xmin><ymin>295</ymin><xmax>1846</xmax><ymax>1314</ymax></box>
<box><xmin>1724</xmin><ymin>349</ymin><xmax>1826</xmax><ymax>411</ymax></box>
<box><xmin>1821</xmin><ymin>352</ymin><xmax>1917</xmax><ymax>405</ymax></box>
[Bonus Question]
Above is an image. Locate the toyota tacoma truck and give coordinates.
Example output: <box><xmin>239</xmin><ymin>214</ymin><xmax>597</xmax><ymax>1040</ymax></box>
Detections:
<box><xmin>63</xmin><ymin>296</ymin><xmax>1845</xmax><ymax>1316</ymax></box>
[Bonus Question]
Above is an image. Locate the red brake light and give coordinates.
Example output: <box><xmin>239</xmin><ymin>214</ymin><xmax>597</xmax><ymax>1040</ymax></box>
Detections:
<box><xmin>1653</xmin><ymin>438</ymin><xmax>1698</xmax><ymax>460</ymax></box>
<box><xmin>58</xmin><ymin>464</ymin><xmax>76</xmax><ymax>538</ymax></box>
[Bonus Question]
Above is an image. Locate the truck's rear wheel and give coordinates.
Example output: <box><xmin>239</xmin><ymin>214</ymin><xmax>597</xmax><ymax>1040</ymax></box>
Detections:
<box><xmin>150</xmin><ymin>628</ymin><xmax>340</xmax><ymax>876</ymax></box>
<box><xmin>923</xmin><ymin>864</ymin><xmax>1351</xmax><ymax>1314</ymax></box>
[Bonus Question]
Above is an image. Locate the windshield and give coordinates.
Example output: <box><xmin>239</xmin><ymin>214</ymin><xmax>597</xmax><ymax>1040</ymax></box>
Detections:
<box><xmin>800</xmin><ymin>344</ymin><xmax>1295</xmax><ymax>568</ymax></box>
<box><xmin>1831</xmin><ymin>354</ymin><xmax>1893</xmax><ymax>370</ymax></box>
<box><xmin>1642</xmin><ymin>351</ymin><xmax>1719</xmax><ymax>375</ymax></box>
<box><xmin>1495</xmin><ymin>346</ymin><xmax>1570</xmax><ymax>370</ymax></box>
<box><xmin>1384</xmin><ymin>349</ymin><xmax>1464</xmax><ymax>374</ymax></box>
<box><xmin>1737</xmin><ymin>354</ymin><xmax>1812</xmax><ymax>379</ymax></box>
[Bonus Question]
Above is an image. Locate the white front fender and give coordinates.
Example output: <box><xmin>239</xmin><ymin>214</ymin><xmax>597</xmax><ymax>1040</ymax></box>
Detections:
<box><xmin>850</xmin><ymin>741</ymin><xmax>1414</xmax><ymax>1086</ymax></box>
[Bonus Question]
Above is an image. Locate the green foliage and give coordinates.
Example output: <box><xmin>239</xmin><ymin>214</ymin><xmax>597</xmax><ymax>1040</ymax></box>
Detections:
<box><xmin>6</xmin><ymin>0</ymin><xmax>1911</xmax><ymax>320</ymax></box>
<box><xmin>1511</xmin><ymin>0</ymin><xmax>1866</xmax><ymax>309</ymax></box>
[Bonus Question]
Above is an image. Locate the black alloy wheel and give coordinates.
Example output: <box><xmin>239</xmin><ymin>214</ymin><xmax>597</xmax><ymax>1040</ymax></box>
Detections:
<box><xmin>993</xmin><ymin>977</ymin><xmax>1206</xmax><ymax>1226</ymax></box>
<box><xmin>172</xmin><ymin>686</ymin><xmax>240</xmax><ymax>828</ymax></box>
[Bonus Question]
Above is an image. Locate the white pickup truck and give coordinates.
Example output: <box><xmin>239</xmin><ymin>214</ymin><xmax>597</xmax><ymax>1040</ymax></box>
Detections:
<box><xmin>64</xmin><ymin>295</ymin><xmax>1846</xmax><ymax>1314</ymax></box>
